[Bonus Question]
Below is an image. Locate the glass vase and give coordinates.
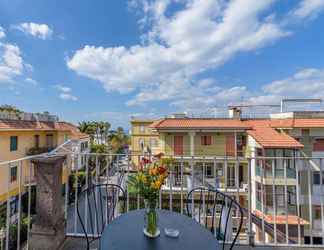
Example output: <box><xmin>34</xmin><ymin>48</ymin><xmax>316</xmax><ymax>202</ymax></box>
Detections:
<box><xmin>143</xmin><ymin>199</ymin><xmax>160</xmax><ymax>238</ymax></box>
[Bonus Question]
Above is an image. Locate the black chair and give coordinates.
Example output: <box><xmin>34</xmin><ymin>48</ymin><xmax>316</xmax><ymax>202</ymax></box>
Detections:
<box><xmin>186</xmin><ymin>187</ymin><xmax>243</xmax><ymax>250</ymax></box>
<box><xmin>76</xmin><ymin>183</ymin><xmax>126</xmax><ymax>250</ymax></box>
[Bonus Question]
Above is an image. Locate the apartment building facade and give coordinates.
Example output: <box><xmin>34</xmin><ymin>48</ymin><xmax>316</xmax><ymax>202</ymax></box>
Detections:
<box><xmin>130</xmin><ymin>110</ymin><xmax>324</xmax><ymax>244</ymax></box>
<box><xmin>130</xmin><ymin>119</ymin><xmax>159</xmax><ymax>165</ymax></box>
<box><xmin>0</xmin><ymin>112</ymin><xmax>89</xmax><ymax>222</ymax></box>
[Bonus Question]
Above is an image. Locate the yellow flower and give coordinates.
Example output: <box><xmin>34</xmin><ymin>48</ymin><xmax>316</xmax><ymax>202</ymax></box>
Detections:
<box><xmin>158</xmin><ymin>175</ymin><xmax>165</xmax><ymax>183</ymax></box>
<box><xmin>150</xmin><ymin>180</ymin><xmax>162</xmax><ymax>190</ymax></box>
<box><xmin>136</xmin><ymin>173</ymin><xmax>146</xmax><ymax>183</ymax></box>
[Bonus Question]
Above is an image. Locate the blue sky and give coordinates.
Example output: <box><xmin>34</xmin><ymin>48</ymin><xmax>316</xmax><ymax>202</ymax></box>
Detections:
<box><xmin>0</xmin><ymin>0</ymin><xmax>324</xmax><ymax>128</ymax></box>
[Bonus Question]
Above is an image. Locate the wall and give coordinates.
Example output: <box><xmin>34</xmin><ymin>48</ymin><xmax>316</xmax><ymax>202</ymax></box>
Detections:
<box><xmin>130</xmin><ymin>121</ymin><xmax>159</xmax><ymax>165</ymax></box>
<box><xmin>0</xmin><ymin>130</ymin><xmax>73</xmax><ymax>203</ymax></box>
<box><xmin>161</xmin><ymin>132</ymin><xmax>243</xmax><ymax>156</ymax></box>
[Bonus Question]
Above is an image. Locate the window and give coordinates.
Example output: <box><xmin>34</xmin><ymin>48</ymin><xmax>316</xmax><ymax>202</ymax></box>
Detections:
<box><xmin>287</xmin><ymin>186</ymin><xmax>296</xmax><ymax>205</ymax></box>
<box><xmin>205</xmin><ymin>163</ymin><xmax>214</xmax><ymax>178</ymax></box>
<box><xmin>34</xmin><ymin>135</ymin><xmax>40</xmax><ymax>148</ymax></box>
<box><xmin>64</xmin><ymin>134</ymin><xmax>69</xmax><ymax>142</ymax></box>
<box><xmin>10</xmin><ymin>166</ymin><xmax>17</xmax><ymax>182</ymax></box>
<box><xmin>227</xmin><ymin>164</ymin><xmax>236</xmax><ymax>187</ymax></box>
<box><xmin>140</xmin><ymin>125</ymin><xmax>145</xmax><ymax>133</ymax></box>
<box><xmin>215</xmin><ymin>163</ymin><xmax>223</xmax><ymax>176</ymax></box>
<box><xmin>313</xmin><ymin>172</ymin><xmax>324</xmax><ymax>185</ymax></box>
<box><xmin>314</xmin><ymin>206</ymin><xmax>322</xmax><ymax>220</ymax></box>
<box><xmin>46</xmin><ymin>134</ymin><xmax>54</xmax><ymax>148</ymax></box>
<box><xmin>201</xmin><ymin>135</ymin><xmax>212</xmax><ymax>145</ymax></box>
<box><xmin>139</xmin><ymin>138</ymin><xmax>144</xmax><ymax>150</ymax></box>
<box><xmin>276</xmin><ymin>186</ymin><xmax>285</xmax><ymax>207</ymax></box>
<box><xmin>313</xmin><ymin>138</ymin><xmax>324</xmax><ymax>151</ymax></box>
<box><xmin>10</xmin><ymin>136</ymin><xmax>18</xmax><ymax>151</ymax></box>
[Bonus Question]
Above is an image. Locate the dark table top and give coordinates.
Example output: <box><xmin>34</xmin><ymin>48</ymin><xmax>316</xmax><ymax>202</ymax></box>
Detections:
<box><xmin>100</xmin><ymin>209</ymin><xmax>219</xmax><ymax>250</ymax></box>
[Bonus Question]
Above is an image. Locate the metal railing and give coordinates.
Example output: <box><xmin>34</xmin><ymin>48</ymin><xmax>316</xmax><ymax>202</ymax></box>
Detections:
<box><xmin>1</xmin><ymin>153</ymin><xmax>324</xmax><ymax>249</ymax></box>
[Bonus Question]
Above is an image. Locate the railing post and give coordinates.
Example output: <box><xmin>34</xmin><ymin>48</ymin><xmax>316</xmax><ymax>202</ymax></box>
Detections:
<box><xmin>29</xmin><ymin>155</ymin><xmax>66</xmax><ymax>250</ymax></box>
<box><xmin>247</xmin><ymin>158</ymin><xmax>255</xmax><ymax>246</ymax></box>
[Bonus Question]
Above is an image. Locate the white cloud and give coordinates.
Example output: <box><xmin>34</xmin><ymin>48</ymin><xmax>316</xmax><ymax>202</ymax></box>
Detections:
<box><xmin>55</xmin><ymin>84</ymin><xmax>71</xmax><ymax>93</ymax></box>
<box><xmin>0</xmin><ymin>43</ymin><xmax>24</xmax><ymax>82</ymax></box>
<box><xmin>67</xmin><ymin>0</ymin><xmax>322</xmax><ymax>111</ymax></box>
<box><xmin>14</xmin><ymin>23</ymin><xmax>53</xmax><ymax>40</ymax></box>
<box><xmin>59</xmin><ymin>93</ymin><xmax>78</xmax><ymax>101</ymax></box>
<box><xmin>54</xmin><ymin>84</ymin><xmax>78</xmax><ymax>101</ymax></box>
<box><xmin>24</xmin><ymin>77</ymin><xmax>38</xmax><ymax>85</ymax></box>
<box><xmin>0</xmin><ymin>26</ymin><xmax>5</xmax><ymax>39</ymax></box>
<box><xmin>291</xmin><ymin>0</ymin><xmax>324</xmax><ymax>19</ymax></box>
<box><xmin>262</xmin><ymin>68</ymin><xmax>324</xmax><ymax>98</ymax></box>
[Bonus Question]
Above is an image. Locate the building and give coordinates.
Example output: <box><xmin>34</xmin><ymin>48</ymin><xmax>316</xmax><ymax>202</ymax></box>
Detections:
<box><xmin>130</xmin><ymin>109</ymin><xmax>324</xmax><ymax>244</ymax></box>
<box><xmin>0</xmin><ymin>111</ymin><xmax>89</xmax><ymax>222</ymax></box>
<box><xmin>130</xmin><ymin>119</ymin><xmax>159</xmax><ymax>166</ymax></box>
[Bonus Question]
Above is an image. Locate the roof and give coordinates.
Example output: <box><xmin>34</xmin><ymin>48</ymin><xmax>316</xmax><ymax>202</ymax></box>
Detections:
<box><xmin>245</xmin><ymin>120</ymin><xmax>303</xmax><ymax>148</ymax></box>
<box><xmin>254</xmin><ymin>210</ymin><xmax>309</xmax><ymax>225</ymax></box>
<box><xmin>150</xmin><ymin>118</ymin><xmax>251</xmax><ymax>130</ymax></box>
<box><xmin>0</xmin><ymin>119</ymin><xmax>89</xmax><ymax>140</ymax></box>
<box><xmin>130</xmin><ymin>119</ymin><xmax>154</xmax><ymax>124</ymax></box>
<box><xmin>58</xmin><ymin>122</ymin><xmax>90</xmax><ymax>140</ymax></box>
<box><xmin>270</xmin><ymin>118</ymin><xmax>324</xmax><ymax>128</ymax></box>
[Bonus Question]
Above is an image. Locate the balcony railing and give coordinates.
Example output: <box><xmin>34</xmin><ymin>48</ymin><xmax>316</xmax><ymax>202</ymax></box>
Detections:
<box><xmin>1</xmin><ymin>153</ymin><xmax>324</xmax><ymax>249</ymax></box>
<box><xmin>26</xmin><ymin>146</ymin><xmax>56</xmax><ymax>156</ymax></box>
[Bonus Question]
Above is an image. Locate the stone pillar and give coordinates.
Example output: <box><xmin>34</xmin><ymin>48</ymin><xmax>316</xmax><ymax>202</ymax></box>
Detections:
<box><xmin>30</xmin><ymin>155</ymin><xmax>66</xmax><ymax>250</ymax></box>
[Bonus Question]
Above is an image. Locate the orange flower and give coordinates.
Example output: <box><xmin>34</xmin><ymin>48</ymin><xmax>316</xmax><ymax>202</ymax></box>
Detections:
<box><xmin>149</xmin><ymin>167</ymin><xmax>158</xmax><ymax>176</ymax></box>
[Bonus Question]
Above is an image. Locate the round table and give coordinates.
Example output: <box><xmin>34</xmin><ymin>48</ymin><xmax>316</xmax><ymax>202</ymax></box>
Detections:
<box><xmin>100</xmin><ymin>209</ymin><xmax>220</xmax><ymax>250</ymax></box>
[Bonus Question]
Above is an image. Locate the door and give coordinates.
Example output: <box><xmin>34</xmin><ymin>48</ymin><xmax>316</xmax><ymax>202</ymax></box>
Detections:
<box><xmin>174</xmin><ymin>136</ymin><xmax>183</xmax><ymax>156</ymax></box>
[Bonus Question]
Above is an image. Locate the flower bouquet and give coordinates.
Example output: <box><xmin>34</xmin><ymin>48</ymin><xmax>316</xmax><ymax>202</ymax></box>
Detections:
<box><xmin>128</xmin><ymin>156</ymin><xmax>168</xmax><ymax>238</ymax></box>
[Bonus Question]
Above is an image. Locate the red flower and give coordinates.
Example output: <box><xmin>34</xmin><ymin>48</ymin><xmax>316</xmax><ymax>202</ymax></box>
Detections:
<box><xmin>141</xmin><ymin>158</ymin><xmax>152</xmax><ymax>164</ymax></box>
<box><xmin>158</xmin><ymin>166</ymin><xmax>167</xmax><ymax>175</ymax></box>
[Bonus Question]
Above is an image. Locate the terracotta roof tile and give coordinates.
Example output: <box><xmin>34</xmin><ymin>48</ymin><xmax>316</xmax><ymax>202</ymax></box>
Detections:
<box><xmin>254</xmin><ymin>210</ymin><xmax>309</xmax><ymax>225</ymax></box>
<box><xmin>0</xmin><ymin>119</ymin><xmax>89</xmax><ymax>140</ymax></box>
<box><xmin>150</xmin><ymin>118</ymin><xmax>251</xmax><ymax>129</ymax></box>
<box><xmin>245</xmin><ymin>120</ymin><xmax>303</xmax><ymax>148</ymax></box>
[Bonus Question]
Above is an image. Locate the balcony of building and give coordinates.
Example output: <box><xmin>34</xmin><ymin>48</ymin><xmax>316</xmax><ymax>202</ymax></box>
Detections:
<box><xmin>0</xmin><ymin>153</ymin><xmax>323</xmax><ymax>250</ymax></box>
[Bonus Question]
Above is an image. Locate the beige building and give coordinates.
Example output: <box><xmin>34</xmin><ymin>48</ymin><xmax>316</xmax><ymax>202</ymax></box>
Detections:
<box><xmin>130</xmin><ymin>119</ymin><xmax>159</xmax><ymax>166</ymax></box>
<box><xmin>0</xmin><ymin>112</ymin><xmax>89</xmax><ymax>213</ymax></box>
<box><xmin>130</xmin><ymin>110</ymin><xmax>324</xmax><ymax>244</ymax></box>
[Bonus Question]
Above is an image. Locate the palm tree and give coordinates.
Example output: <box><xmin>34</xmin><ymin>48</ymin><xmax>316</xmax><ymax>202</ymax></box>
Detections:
<box><xmin>110</xmin><ymin>127</ymin><xmax>130</xmax><ymax>153</ymax></box>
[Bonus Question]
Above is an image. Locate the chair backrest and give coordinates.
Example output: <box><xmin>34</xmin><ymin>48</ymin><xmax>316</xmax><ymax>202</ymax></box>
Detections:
<box><xmin>186</xmin><ymin>187</ymin><xmax>243</xmax><ymax>250</ymax></box>
<box><xmin>76</xmin><ymin>183</ymin><xmax>126</xmax><ymax>250</ymax></box>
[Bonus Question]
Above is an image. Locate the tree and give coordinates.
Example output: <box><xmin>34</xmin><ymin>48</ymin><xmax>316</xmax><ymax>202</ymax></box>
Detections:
<box><xmin>109</xmin><ymin>127</ymin><xmax>130</xmax><ymax>153</ymax></box>
<box><xmin>78</xmin><ymin>121</ymin><xmax>111</xmax><ymax>145</ymax></box>
<box><xmin>0</xmin><ymin>105</ymin><xmax>23</xmax><ymax>119</ymax></box>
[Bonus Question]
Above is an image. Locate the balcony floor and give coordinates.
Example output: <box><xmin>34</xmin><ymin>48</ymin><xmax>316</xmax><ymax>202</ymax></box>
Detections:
<box><xmin>60</xmin><ymin>237</ymin><xmax>321</xmax><ymax>250</ymax></box>
<box><xmin>61</xmin><ymin>237</ymin><xmax>98</xmax><ymax>250</ymax></box>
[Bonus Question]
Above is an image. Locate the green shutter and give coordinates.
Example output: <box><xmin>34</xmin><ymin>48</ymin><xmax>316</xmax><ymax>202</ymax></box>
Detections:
<box><xmin>10</xmin><ymin>136</ymin><xmax>18</xmax><ymax>151</ymax></box>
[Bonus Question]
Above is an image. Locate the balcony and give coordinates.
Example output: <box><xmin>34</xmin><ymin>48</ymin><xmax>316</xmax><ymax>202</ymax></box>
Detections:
<box><xmin>0</xmin><ymin>153</ymin><xmax>323</xmax><ymax>249</ymax></box>
<box><xmin>26</xmin><ymin>146</ymin><xmax>56</xmax><ymax>156</ymax></box>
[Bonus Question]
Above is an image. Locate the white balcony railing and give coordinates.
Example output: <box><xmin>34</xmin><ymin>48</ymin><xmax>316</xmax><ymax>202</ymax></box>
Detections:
<box><xmin>1</xmin><ymin>153</ymin><xmax>324</xmax><ymax>249</ymax></box>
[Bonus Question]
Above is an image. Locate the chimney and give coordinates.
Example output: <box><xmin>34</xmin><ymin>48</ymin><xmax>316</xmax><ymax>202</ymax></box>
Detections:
<box><xmin>228</xmin><ymin>107</ymin><xmax>241</xmax><ymax>119</ymax></box>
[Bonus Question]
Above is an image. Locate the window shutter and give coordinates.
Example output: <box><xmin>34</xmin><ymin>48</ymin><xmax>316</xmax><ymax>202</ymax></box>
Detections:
<box><xmin>207</xmin><ymin>136</ymin><xmax>212</xmax><ymax>145</ymax></box>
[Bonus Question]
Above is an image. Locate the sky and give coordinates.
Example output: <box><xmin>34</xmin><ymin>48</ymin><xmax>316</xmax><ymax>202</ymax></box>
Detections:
<box><xmin>1</xmin><ymin>0</ymin><xmax>324</xmax><ymax>129</ymax></box>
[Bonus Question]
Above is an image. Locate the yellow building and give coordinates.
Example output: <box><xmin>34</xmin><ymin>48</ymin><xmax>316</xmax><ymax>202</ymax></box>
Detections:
<box><xmin>130</xmin><ymin>119</ymin><xmax>159</xmax><ymax>166</ymax></box>
<box><xmin>0</xmin><ymin>116</ymin><xmax>89</xmax><ymax>206</ymax></box>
